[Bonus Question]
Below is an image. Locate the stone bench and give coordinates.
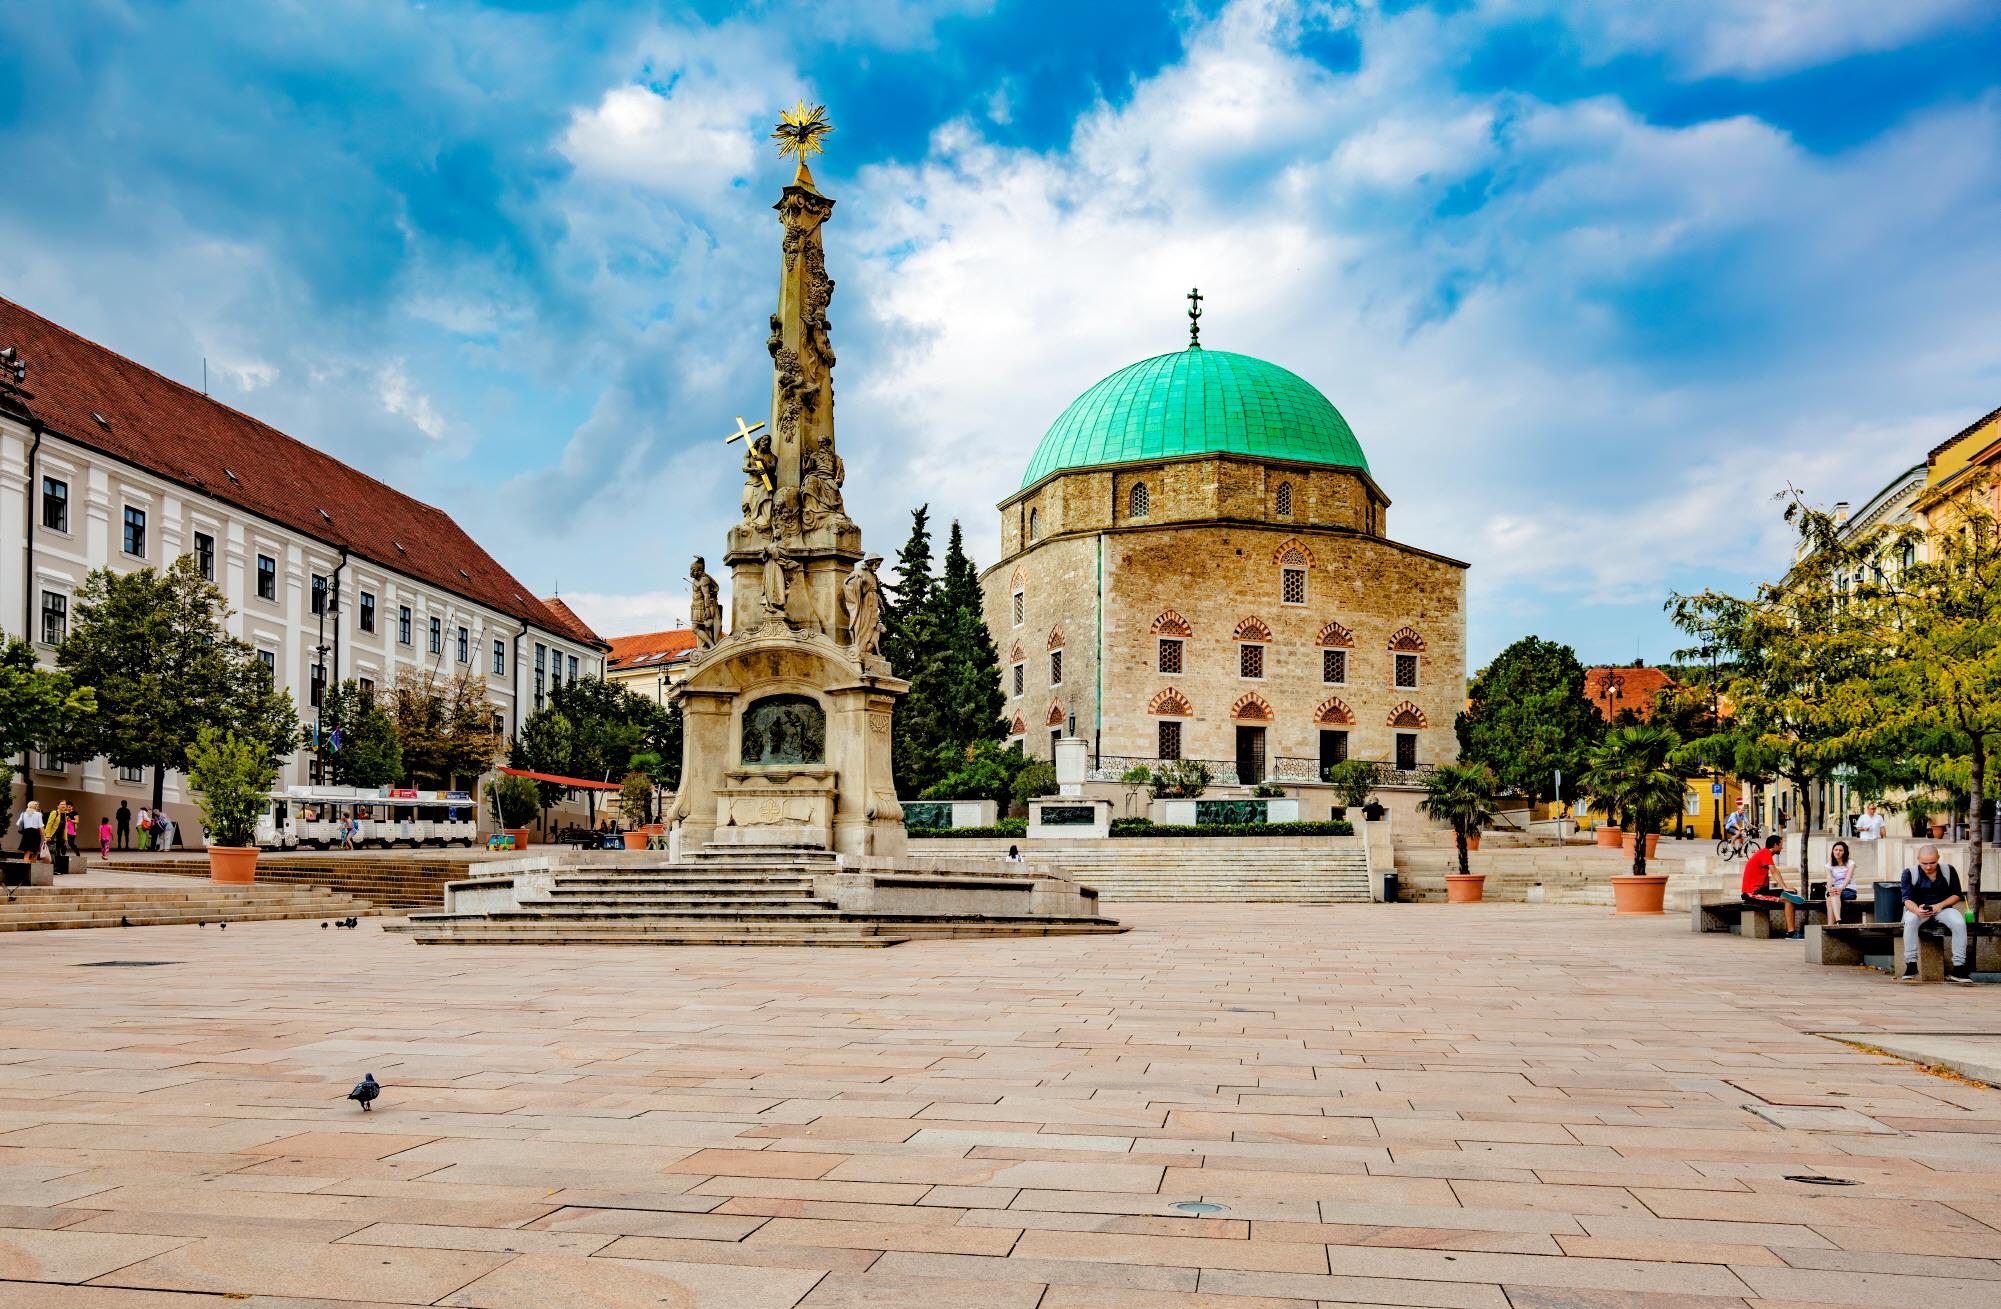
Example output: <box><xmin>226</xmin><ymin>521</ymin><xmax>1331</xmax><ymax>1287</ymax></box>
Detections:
<box><xmin>1808</xmin><ymin>920</ymin><xmax>1998</xmax><ymax>981</ymax></box>
<box><xmin>1692</xmin><ymin>898</ymin><xmax>1824</xmax><ymax>937</ymax></box>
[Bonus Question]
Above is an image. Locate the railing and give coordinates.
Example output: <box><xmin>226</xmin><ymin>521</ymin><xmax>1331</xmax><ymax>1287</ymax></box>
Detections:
<box><xmin>1090</xmin><ymin>756</ymin><xmax>1438</xmax><ymax>788</ymax></box>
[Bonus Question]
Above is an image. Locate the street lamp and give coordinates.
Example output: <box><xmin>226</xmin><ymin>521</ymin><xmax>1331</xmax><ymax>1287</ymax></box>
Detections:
<box><xmin>1705</xmin><ymin>642</ymin><xmax>1723</xmax><ymax>841</ymax></box>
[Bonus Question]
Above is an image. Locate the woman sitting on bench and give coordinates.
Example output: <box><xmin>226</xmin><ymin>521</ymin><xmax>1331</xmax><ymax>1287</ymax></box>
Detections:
<box><xmin>1825</xmin><ymin>840</ymin><xmax>1858</xmax><ymax>925</ymax></box>
<box><xmin>1742</xmin><ymin>834</ymin><xmax>1807</xmax><ymax>938</ymax></box>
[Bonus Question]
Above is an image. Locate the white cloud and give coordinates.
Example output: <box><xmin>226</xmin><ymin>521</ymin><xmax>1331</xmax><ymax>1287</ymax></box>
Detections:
<box><xmin>560</xmin><ymin>588</ymin><xmax>693</xmax><ymax>638</ymax></box>
<box><xmin>1535</xmin><ymin>0</ymin><xmax>1991</xmax><ymax>78</ymax></box>
<box><xmin>561</xmin><ymin>83</ymin><xmax>760</xmax><ymax>200</ymax></box>
<box><xmin>377</xmin><ymin>362</ymin><xmax>447</xmax><ymax>441</ymax></box>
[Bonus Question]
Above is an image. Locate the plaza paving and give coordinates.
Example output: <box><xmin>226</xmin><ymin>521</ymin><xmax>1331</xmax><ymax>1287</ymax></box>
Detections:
<box><xmin>2</xmin><ymin>902</ymin><xmax>1999</xmax><ymax>1309</ymax></box>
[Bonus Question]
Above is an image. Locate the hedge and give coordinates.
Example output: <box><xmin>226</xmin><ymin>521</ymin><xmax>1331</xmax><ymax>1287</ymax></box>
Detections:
<box><xmin>1111</xmin><ymin>818</ymin><xmax>1354</xmax><ymax>838</ymax></box>
<box><xmin>909</xmin><ymin>819</ymin><xmax>1028</xmax><ymax>838</ymax></box>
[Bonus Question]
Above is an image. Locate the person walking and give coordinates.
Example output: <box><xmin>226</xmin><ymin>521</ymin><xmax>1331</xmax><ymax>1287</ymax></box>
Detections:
<box><xmin>98</xmin><ymin>815</ymin><xmax>112</xmax><ymax>859</ymax></box>
<box><xmin>1855</xmin><ymin>802</ymin><xmax>1885</xmax><ymax>842</ymax></box>
<box><xmin>16</xmin><ymin>801</ymin><xmax>44</xmax><ymax>862</ymax></box>
<box><xmin>1899</xmin><ymin>846</ymin><xmax>1972</xmax><ymax>983</ymax></box>
<box><xmin>114</xmin><ymin>800</ymin><xmax>131</xmax><ymax>851</ymax></box>
<box><xmin>1825</xmin><ymin>840</ymin><xmax>1859</xmax><ymax>925</ymax></box>
<box><xmin>61</xmin><ymin>803</ymin><xmax>79</xmax><ymax>858</ymax></box>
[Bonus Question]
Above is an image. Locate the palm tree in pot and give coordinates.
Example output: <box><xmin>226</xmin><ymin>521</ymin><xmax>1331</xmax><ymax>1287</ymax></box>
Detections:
<box><xmin>1582</xmin><ymin>725</ymin><xmax>1689</xmax><ymax>881</ymax></box>
<box><xmin>1421</xmin><ymin>762</ymin><xmax>1498</xmax><ymax>877</ymax></box>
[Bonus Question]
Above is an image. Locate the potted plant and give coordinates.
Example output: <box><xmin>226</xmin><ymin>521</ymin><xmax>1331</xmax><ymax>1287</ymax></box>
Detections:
<box><xmin>489</xmin><ymin>773</ymin><xmax>540</xmax><ymax>848</ymax></box>
<box><xmin>185</xmin><ymin>727</ymin><xmax>278</xmax><ymax>884</ymax></box>
<box><xmin>1325</xmin><ymin>758</ymin><xmax>1376</xmax><ymax>820</ymax></box>
<box><xmin>618</xmin><ymin>770</ymin><xmax>653</xmax><ymax>849</ymax></box>
<box><xmin>1583</xmin><ymin>725</ymin><xmax>1689</xmax><ymax>914</ymax></box>
<box><xmin>1420</xmin><ymin>762</ymin><xmax>1497</xmax><ymax>902</ymax></box>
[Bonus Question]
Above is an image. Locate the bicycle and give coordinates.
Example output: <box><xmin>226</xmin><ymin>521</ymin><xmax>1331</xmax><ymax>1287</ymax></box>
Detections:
<box><xmin>1716</xmin><ymin>824</ymin><xmax>1763</xmax><ymax>861</ymax></box>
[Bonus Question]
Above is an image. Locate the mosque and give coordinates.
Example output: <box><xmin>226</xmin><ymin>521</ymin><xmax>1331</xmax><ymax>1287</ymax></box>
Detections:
<box><xmin>979</xmin><ymin>302</ymin><xmax>1468</xmax><ymax>791</ymax></box>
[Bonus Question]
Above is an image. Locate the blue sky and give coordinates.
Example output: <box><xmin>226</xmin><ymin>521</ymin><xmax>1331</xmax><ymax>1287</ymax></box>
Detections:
<box><xmin>5</xmin><ymin>0</ymin><xmax>2000</xmax><ymax>668</ymax></box>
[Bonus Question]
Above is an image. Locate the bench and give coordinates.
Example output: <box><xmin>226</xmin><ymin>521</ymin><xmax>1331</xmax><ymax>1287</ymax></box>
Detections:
<box><xmin>1808</xmin><ymin>920</ymin><xmax>1999</xmax><ymax>981</ymax></box>
<box><xmin>1692</xmin><ymin>898</ymin><xmax>1826</xmax><ymax>937</ymax></box>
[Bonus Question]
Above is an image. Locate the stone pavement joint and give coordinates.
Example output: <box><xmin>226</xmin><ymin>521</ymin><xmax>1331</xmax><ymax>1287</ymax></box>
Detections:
<box><xmin>0</xmin><ymin>901</ymin><xmax>1997</xmax><ymax>1309</ymax></box>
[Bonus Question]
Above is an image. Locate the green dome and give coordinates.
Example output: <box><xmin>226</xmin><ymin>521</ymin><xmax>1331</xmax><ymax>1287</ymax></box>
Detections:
<box><xmin>1021</xmin><ymin>348</ymin><xmax>1367</xmax><ymax>489</ymax></box>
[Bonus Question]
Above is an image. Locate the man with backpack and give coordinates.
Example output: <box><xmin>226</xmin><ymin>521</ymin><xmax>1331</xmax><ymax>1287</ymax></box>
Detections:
<box><xmin>1900</xmin><ymin>845</ymin><xmax>1972</xmax><ymax>984</ymax></box>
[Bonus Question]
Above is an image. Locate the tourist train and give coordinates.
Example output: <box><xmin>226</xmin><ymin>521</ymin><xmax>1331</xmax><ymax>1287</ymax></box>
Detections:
<box><xmin>255</xmin><ymin>786</ymin><xmax>478</xmax><ymax>850</ymax></box>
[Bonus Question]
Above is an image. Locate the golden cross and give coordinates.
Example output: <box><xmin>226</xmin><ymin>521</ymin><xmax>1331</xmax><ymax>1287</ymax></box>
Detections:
<box><xmin>723</xmin><ymin>415</ymin><xmax>766</xmax><ymax>445</ymax></box>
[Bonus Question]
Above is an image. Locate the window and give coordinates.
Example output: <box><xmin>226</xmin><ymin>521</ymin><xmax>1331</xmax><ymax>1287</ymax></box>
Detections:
<box><xmin>491</xmin><ymin>711</ymin><xmax>504</xmax><ymax>737</ymax></box>
<box><xmin>492</xmin><ymin>639</ymin><xmax>506</xmax><ymax>676</ymax></box>
<box><xmin>40</xmin><ymin>591</ymin><xmax>66</xmax><ymax>645</ymax></box>
<box><xmin>310</xmin><ymin>661</ymin><xmax>326</xmax><ymax>709</ymax></box>
<box><xmin>1011</xmin><ymin>591</ymin><xmax>1024</xmax><ymax>626</ymax></box>
<box><xmin>311</xmin><ymin>574</ymin><xmax>328</xmax><ymax>615</ymax></box>
<box><xmin>1394</xmin><ymin>652</ymin><xmax>1419</xmax><ymax>689</ymax></box>
<box><xmin>1281</xmin><ymin>567</ymin><xmax>1307</xmax><ymax>605</ymax></box>
<box><xmin>1239</xmin><ymin>643</ymin><xmax>1264</xmax><ymax>680</ymax></box>
<box><xmin>257</xmin><ymin>649</ymin><xmax>276</xmax><ymax>679</ymax></box>
<box><xmin>428</xmin><ymin>617</ymin><xmax>442</xmax><ymax>654</ymax></box>
<box><xmin>568</xmin><ymin>654</ymin><xmax>578</xmax><ymax>683</ymax></box>
<box><xmin>1158</xmin><ymin>638</ymin><xmax>1183</xmax><ymax>674</ymax></box>
<box><xmin>398</xmin><ymin>605</ymin><xmax>413</xmax><ymax>645</ymax></box>
<box><xmin>41</xmin><ymin>477</ymin><xmax>68</xmax><ymax>531</ymax></box>
<box><xmin>1012</xmin><ymin>662</ymin><xmax>1024</xmax><ymax>696</ymax></box>
<box><xmin>1049</xmin><ymin>649</ymin><xmax>1064</xmax><ymax>686</ymax></box>
<box><xmin>118</xmin><ymin>764</ymin><xmax>144</xmax><ymax>784</ymax></box>
<box><xmin>193</xmin><ymin>532</ymin><xmax>215</xmax><ymax>581</ymax></box>
<box><xmin>122</xmin><ymin>505</ymin><xmax>146</xmax><ymax>557</ymax></box>
<box><xmin>1322</xmin><ymin>648</ymin><xmax>1347</xmax><ymax>684</ymax></box>
<box><xmin>38</xmin><ymin>752</ymin><xmax>64</xmax><ymax>773</ymax></box>
<box><xmin>457</xmin><ymin>626</ymin><xmax>470</xmax><ymax>663</ymax></box>
<box><xmin>1158</xmin><ymin>720</ymin><xmax>1182</xmax><ymax>761</ymax></box>
<box><xmin>359</xmin><ymin>592</ymin><xmax>376</xmax><ymax>633</ymax></box>
<box><xmin>358</xmin><ymin>677</ymin><xmax>374</xmax><ymax>700</ymax></box>
<box><xmin>534</xmin><ymin>643</ymin><xmax>547</xmax><ymax>710</ymax></box>
<box><xmin>1275</xmin><ymin>482</ymin><xmax>1292</xmax><ymax>517</ymax></box>
<box><xmin>1320</xmin><ymin>729</ymin><xmax>1349</xmax><ymax>775</ymax></box>
<box><xmin>1028</xmin><ymin>507</ymin><xmax>1040</xmax><ymax>540</ymax></box>
<box><xmin>1395</xmin><ymin>731</ymin><xmax>1418</xmax><ymax>771</ymax></box>
<box><xmin>257</xmin><ymin>554</ymin><xmax>277</xmax><ymax>601</ymax></box>
<box><xmin>1129</xmin><ymin>482</ymin><xmax>1149</xmax><ymax>517</ymax></box>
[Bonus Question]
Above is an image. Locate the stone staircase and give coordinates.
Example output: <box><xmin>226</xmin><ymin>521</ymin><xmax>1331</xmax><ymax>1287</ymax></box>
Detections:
<box><xmin>406</xmin><ymin>848</ymin><xmax>1124</xmax><ymax>947</ymax></box>
<box><xmin>101</xmin><ymin>855</ymin><xmax>484</xmax><ymax>909</ymax></box>
<box><xmin>1390</xmin><ymin>832</ymin><xmax>1702</xmax><ymax>906</ymax></box>
<box><xmin>902</xmin><ymin>837</ymin><xmax>1373</xmax><ymax>902</ymax></box>
<box><xmin>0</xmin><ymin>884</ymin><xmax>375</xmax><ymax>931</ymax></box>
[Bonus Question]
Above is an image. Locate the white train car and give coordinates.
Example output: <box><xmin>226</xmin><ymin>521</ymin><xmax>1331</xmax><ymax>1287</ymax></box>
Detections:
<box><xmin>256</xmin><ymin>786</ymin><xmax>478</xmax><ymax>850</ymax></box>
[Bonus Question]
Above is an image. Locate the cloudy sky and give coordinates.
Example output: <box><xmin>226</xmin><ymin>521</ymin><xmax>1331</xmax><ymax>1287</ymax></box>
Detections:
<box><xmin>5</xmin><ymin>0</ymin><xmax>1999</xmax><ymax>666</ymax></box>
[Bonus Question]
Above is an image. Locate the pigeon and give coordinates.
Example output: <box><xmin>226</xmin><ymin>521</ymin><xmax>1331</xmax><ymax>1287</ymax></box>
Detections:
<box><xmin>219</xmin><ymin>921</ymin><xmax>227</xmax><ymax>930</ymax></box>
<box><xmin>321</xmin><ymin>922</ymin><xmax>329</xmax><ymax>929</ymax></box>
<box><xmin>348</xmin><ymin>1073</ymin><xmax>380</xmax><ymax>1112</ymax></box>
<box><xmin>120</xmin><ymin>915</ymin><xmax>130</xmax><ymax>927</ymax></box>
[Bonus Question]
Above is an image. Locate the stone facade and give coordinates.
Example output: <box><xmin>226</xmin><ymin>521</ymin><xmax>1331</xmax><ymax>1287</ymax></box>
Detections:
<box><xmin>981</xmin><ymin>452</ymin><xmax>1467</xmax><ymax>784</ymax></box>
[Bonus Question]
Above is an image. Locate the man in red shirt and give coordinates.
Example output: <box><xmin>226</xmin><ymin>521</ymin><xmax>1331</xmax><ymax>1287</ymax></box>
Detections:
<box><xmin>1741</xmin><ymin>834</ymin><xmax>1805</xmax><ymax>936</ymax></box>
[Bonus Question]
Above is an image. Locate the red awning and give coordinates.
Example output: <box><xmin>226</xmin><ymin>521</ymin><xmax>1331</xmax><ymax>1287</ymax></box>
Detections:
<box><xmin>497</xmin><ymin>766</ymin><xmax>622</xmax><ymax>791</ymax></box>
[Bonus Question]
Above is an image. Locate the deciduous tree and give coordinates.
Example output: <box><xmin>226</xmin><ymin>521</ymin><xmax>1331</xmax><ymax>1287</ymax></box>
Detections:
<box><xmin>1455</xmin><ymin>636</ymin><xmax>1602</xmax><ymax>803</ymax></box>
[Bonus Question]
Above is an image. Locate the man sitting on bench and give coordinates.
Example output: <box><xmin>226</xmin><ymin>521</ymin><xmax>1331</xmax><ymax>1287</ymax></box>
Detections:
<box><xmin>1742</xmin><ymin>835</ymin><xmax>1806</xmax><ymax>938</ymax></box>
<box><xmin>1900</xmin><ymin>846</ymin><xmax>1972</xmax><ymax>985</ymax></box>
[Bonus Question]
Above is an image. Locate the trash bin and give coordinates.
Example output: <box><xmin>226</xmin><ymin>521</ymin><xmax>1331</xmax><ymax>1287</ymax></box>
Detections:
<box><xmin>1382</xmin><ymin>873</ymin><xmax>1400</xmax><ymax>904</ymax></box>
<box><xmin>1872</xmin><ymin>881</ymin><xmax>1902</xmax><ymax>924</ymax></box>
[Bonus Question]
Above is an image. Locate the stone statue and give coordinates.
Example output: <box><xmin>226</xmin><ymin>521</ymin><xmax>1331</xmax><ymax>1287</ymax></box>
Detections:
<box><xmin>741</xmin><ymin>433</ymin><xmax>776</xmax><ymax>529</ymax></box>
<box><xmin>689</xmin><ymin>556</ymin><xmax>721</xmax><ymax>649</ymax></box>
<box><xmin>802</xmin><ymin>439</ymin><xmax>846</xmax><ymax>529</ymax></box>
<box><xmin>760</xmin><ymin>541</ymin><xmax>803</xmax><ymax>625</ymax></box>
<box><xmin>843</xmin><ymin>554</ymin><xmax>883</xmax><ymax>659</ymax></box>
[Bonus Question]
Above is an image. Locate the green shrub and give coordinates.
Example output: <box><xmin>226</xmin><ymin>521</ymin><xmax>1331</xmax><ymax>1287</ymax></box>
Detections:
<box><xmin>1010</xmin><ymin>759</ymin><xmax>1058</xmax><ymax>808</ymax></box>
<box><xmin>1149</xmin><ymin>758</ymin><xmax>1212</xmax><ymax>798</ymax></box>
<box><xmin>1250</xmin><ymin>783</ymin><xmax>1286</xmax><ymax>798</ymax></box>
<box><xmin>185</xmin><ymin>727</ymin><xmax>278</xmax><ymax>847</ymax></box>
<box><xmin>1324</xmin><ymin>758</ymin><xmax>1378</xmax><ymax>808</ymax></box>
<box><xmin>908</xmin><ymin>819</ymin><xmax>1028</xmax><ymax>838</ymax></box>
<box><xmin>618</xmin><ymin>771</ymin><xmax>654</xmax><ymax>827</ymax></box>
<box><xmin>488</xmin><ymin>773</ymin><xmax>540</xmax><ymax>828</ymax></box>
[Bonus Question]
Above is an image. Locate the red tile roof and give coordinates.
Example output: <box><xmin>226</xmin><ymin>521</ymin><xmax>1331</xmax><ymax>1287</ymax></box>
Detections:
<box><xmin>0</xmin><ymin>296</ymin><xmax>594</xmax><ymax>648</ymax></box>
<box><xmin>607</xmin><ymin>628</ymin><xmax>697</xmax><ymax>669</ymax></box>
<box><xmin>538</xmin><ymin>597</ymin><xmax>606</xmax><ymax>650</ymax></box>
<box><xmin>1583</xmin><ymin>665</ymin><xmax>1678</xmax><ymax>721</ymax></box>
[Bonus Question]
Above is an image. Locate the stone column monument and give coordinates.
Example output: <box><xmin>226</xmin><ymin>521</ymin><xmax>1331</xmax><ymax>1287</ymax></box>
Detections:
<box><xmin>666</xmin><ymin>104</ymin><xmax>909</xmax><ymax>857</ymax></box>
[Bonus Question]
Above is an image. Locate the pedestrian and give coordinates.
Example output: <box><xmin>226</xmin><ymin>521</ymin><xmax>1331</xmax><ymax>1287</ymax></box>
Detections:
<box><xmin>136</xmin><ymin>806</ymin><xmax>151</xmax><ymax>851</ymax></box>
<box><xmin>115</xmin><ymin>799</ymin><xmax>131</xmax><ymax>851</ymax></box>
<box><xmin>61</xmin><ymin>803</ymin><xmax>79</xmax><ymax>858</ymax></box>
<box><xmin>1898</xmin><ymin>845</ymin><xmax>1972</xmax><ymax>984</ymax></box>
<box><xmin>16</xmin><ymin>800</ymin><xmax>44</xmax><ymax>862</ymax></box>
<box><xmin>1855</xmin><ymin>802</ymin><xmax>1885</xmax><ymax>842</ymax></box>
<box><xmin>154</xmin><ymin>810</ymin><xmax>176</xmax><ymax>852</ymax></box>
<box><xmin>1825</xmin><ymin>839</ymin><xmax>1858</xmax><ymax>925</ymax></box>
<box><xmin>45</xmin><ymin>804</ymin><xmax>70</xmax><ymax>875</ymax></box>
<box><xmin>1741</xmin><ymin>834</ymin><xmax>1806</xmax><ymax>937</ymax></box>
<box><xmin>98</xmin><ymin>815</ymin><xmax>112</xmax><ymax>858</ymax></box>
<box><xmin>340</xmin><ymin>816</ymin><xmax>355</xmax><ymax>852</ymax></box>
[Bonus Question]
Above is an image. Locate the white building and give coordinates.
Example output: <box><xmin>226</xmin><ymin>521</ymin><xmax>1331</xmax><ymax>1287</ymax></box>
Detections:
<box><xmin>0</xmin><ymin>296</ymin><xmax>606</xmax><ymax>838</ymax></box>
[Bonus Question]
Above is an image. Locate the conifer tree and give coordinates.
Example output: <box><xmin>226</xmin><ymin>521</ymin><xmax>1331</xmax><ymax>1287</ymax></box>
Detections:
<box><xmin>932</xmin><ymin>520</ymin><xmax>1006</xmax><ymax>761</ymax></box>
<box><xmin>881</xmin><ymin>505</ymin><xmax>934</xmax><ymax>676</ymax></box>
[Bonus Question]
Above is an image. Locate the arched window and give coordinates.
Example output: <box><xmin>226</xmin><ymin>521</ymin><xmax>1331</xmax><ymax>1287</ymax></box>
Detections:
<box><xmin>1129</xmin><ymin>482</ymin><xmax>1149</xmax><ymax>517</ymax></box>
<box><xmin>1275</xmin><ymin>482</ymin><xmax>1292</xmax><ymax>517</ymax></box>
<box><xmin>1028</xmin><ymin>507</ymin><xmax>1039</xmax><ymax>540</ymax></box>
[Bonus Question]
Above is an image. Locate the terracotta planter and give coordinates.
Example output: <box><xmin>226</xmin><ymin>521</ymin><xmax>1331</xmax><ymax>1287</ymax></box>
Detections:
<box><xmin>1445</xmin><ymin>873</ymin><xmax>1486</xmax><ymax>903</ymax></box>
<box><xmin>621</xmin><ymin>832</ymin><xmax>648</xmax><ymax>850</ymax></box>
<box><xmin>1930</xmin><ymin>824</ymin><xmax>1948</xmax><ymax>839</ymax></box>
<box><xmin>505</xmin><ymin>827</ymin><xmax>535</xmax><ymax>848</ymax></box>
<box><xmin>1593</xmin><ymin>826</ymin><xmax>1622</xmax><ymax>848</ymax></box>
<box><xmin>1611</xmin><ymin>873</ymin><xmax>1669</xmax><ymax>914</ymax></box>
<box><xmin>207</xmin><ymin>845</ymin><xmax>258</xmax><ymax>885</ymax></box>
<box><xmin>1464</xmin><ymin>832</ymin><xmax>1481</xmax><ymax>852</ymax></box>
<box><xmin>1619</xmin><ymin>833</ymin><xmax>1660</xmax><ymax>859</ymax></box>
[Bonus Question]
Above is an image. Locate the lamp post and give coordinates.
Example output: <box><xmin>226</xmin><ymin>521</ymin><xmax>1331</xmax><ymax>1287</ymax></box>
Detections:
<box><xmin>1705</xmin><ymin>642</ymin><xmax>1723</xmax><ymax>841</ymax></box>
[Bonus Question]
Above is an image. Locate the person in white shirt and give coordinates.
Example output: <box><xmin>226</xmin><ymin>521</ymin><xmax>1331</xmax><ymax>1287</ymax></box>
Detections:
<box><xmin>1825</xmin><ymin>839</ymin><xmax>1859</xmax><ymax>924</ymax></box>
<box><xmin>15</xmin><ymin>801</ymin><xmax>44</xmax><ymax>862</ymax></box>
<box><xmin>1855</xmin><ymin>803</ymin><xmax>1885</xmax><ymax>842</ymax></box>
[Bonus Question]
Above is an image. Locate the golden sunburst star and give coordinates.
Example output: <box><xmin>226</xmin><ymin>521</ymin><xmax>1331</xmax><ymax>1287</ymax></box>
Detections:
<box><xmin>771</xmin><ymin>101</ymin><xmax>833</xmax><ymax>184</ymax></box>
